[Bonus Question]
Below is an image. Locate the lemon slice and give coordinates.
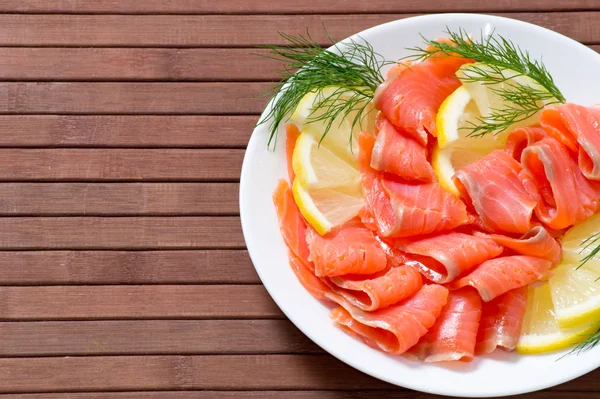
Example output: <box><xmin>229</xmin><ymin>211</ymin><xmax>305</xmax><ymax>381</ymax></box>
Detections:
<box><xmin>433</xmin><ymin>85</ymin><xmax>502</xmax><ymax>195</ymax></box>
<box><xmin>292</xmin><ymin>133</ymin><xmax>360</xmax><ymax>189</ymax></box>
<box><xmin>549</xmin><ymin>263</ymin><xmax>600</xmax><ymax>328</ymax></box>
<box><xmin>456</xmin><ymin>62</ymin><xmax>557</xmax><ymax>139</ymax></box>
<box><xmin>290</xmin><ymin>86</ymin><xmax>375</xmax><ymax>165</ymax></box>
<box><xmin>517</xmin><ymin>282</ymin><xmax>597</xmax><ymax>354</ymax></box>
<box><xmin>561</xmin><ymin>213</ymin><xmax>600</xmax><ymax>265</ymax></box>
<box><xmin>292</xmin><ymin>179</ymin><xmax>363</xmax><ymax>236</ymax></box>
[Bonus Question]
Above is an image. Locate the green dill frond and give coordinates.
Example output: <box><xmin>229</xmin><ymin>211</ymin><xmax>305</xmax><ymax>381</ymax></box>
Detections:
<box><xmin>564</xmin><ymin>324</ymin><xmax>600</xmax><ymax>357</ymax></box>
<box><xmin>577</xmin><ymin>232</ymin><xmax>600</xmax><ymax>270</ymax></box>
<box><xmin>255</xmin><ymin>29</ymin><xmax>391</xmax><ymax>148</ymax></box>
<box><xmin>406</xmin><ymin>27</ymin><xmax>566</xmax><ymax>137</ymax></box>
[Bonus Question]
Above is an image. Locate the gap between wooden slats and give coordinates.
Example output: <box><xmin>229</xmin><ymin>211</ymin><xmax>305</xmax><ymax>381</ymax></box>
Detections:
<box><xmin>0</xmin><ymin>320</ymin><xmax>321</xmax><ymax>356</ymax></box>
<box><xmin>0</xmin><ymin>0</ymin><xmax>598</xmax><ymax>14</ymax></box>
<box><xmin>0</xmin><ymin>183</ymin><xmax>241</xmax><ymax>215</ymax></box>
<box><xmin>0</xmin><ymin>392</ymin><xmax>591</xmax><ymax>399</ymax></box>
<box><xmin>0</xmin><ymin>46</ymin><xmax>596</xmax><ymax>82</ymax></box>
<box><xmin>0</xmin><ymin>149</ymin><xmax>244</xmax><ymax>180</ymax></box>
<box><xmin>0</xmin><ymin>13</ymin><xmax>596</xmax><ymax>47</ymax></box>
<box><xmin>0</xmin><ymin>217</ymin><xmax>245</xmax><ymax>249</ymax></box>
<box><xmin>0</xmin><ymin>355</ymin><xmax>595</xmax><ymax>392</ymax></box>
<box><xmin>0</xmin><ymin>250</ymin><xmax>258</xmax><ymax>285</ymax></box>
<box><xmin>0</xmin><ymin>285</ymin><xmax>282</xmax><ymax>320</ymax></box>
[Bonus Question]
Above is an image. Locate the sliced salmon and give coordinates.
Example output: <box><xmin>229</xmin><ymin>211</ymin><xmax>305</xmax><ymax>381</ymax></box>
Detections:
<box><xmin>505</xmin><ymin>126</ymin><xmax>546</xmax><ymax>161</ymax></box>
<box><xmin>540</xmin><ymin>104</ymin><xmax>600</xmax><ymax>180</ymax></box>
<box><xmin>306</xmin><ymin>221</ymin><xmax>388</xmax><ymax>277</ymax></box>
<box><xmin>394</xmin><ymin>232</ymin><xmax>503</xmax><ymax>283</ymax></box>
<box><xmin>330</xmin><ymin>284</ymin><xmax>449</xmax><ymax>354</ymax></box>
<box><xmin>359</xmin><ymin>131</ymin><xmax>469</xmax><ymax>237</ymax></box>
<box><xmin>476</xmin><ymin>226</ymin><xmax>562</xmax><ymax>266</ymax></box>
<box><xmin>407</xmin><ymin>288</ymin><xmax>482</xmax><ymax>362</ymax></box>
<box><xmin>450</xmin><ymin>255</ymin><xmax>551</xmax><ymax>302</ymax></box>
<box><xmin>374</xmin><ymin>55</ymin><xmax>469</xmax><ymax>145</ymax></box>
<box><xmin>521</xmin><ymin>136</ymin><xmax>600</xmax><ymax>229</ymax></box>
<box><xmin>453</xmin><ymin>150</ymin><xmax>539</xmax><ymax>234</ymax></box>
<box><xmin>475</xmin><ymin>287</ymin><xmax>527</xmax><ymax>354</ymax></box>
<box><xmin>272</xmin><ymin>179</ymin><xmax>311</xmax><ymax>264</ymax></box>
<box><xmin>370</xmin><ymin>115</ymin><xmax>435</xmax><ymax>182</ymax></box>
<box><xmin>273</xmin><ymin>180</ymin><xmax>330</xmax><ymax>299</ymax></box>
<box><xmin>327</xmin><ymin>265</ymin><xmax>423</xmax><ymax>311</ymax></box>
<box><xmin>285</xmin><ymin>123</ymin><xmax>301</xmax><ymax>183</ymax></box>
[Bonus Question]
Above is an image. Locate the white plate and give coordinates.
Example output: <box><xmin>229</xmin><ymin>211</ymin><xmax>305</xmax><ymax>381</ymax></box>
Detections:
<box><xmin>239</xmin><ymin>13</ymin><xmax>600</xmax><ymax>397</ymax></box>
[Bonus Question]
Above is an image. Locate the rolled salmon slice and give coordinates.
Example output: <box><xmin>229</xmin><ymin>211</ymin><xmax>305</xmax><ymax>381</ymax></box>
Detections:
<box><xmin>330</xmin><ymin>284</ymin><xmax>449</xmax><ymax>355</ymax></box>
<box><xmin>407</xmin><ymin>288</ymin><xmax>482</xmax><ymax>362</ymax></box>
<box><xmin>540</xmin><ymin>103</ymin><xmax>600</xmax><ymax>180</ymax></box>
<box><xmin>370</xmin><ymin>115</ymin><xmax>435</xmax><ymax>182</ymax></box>
<box><xmin>327</xmin><ymin>265</ymin><xmax>423</xmax><ymax>311</ymax></box>
<box><xmin>394</xmin><ymin>231</ymin><xmax>503</xmax><ymax>283</ymax></box>
<box><xmin>476</xmin><ymin>226</ymin><xmax>562</xmax><ymax>266</ymax></box>
<box><xmin>450</xmin><ymin>255</ymin><xmax>552</xmax><ymax>302</ymax></box>
<box><xmin>521</xmin><ymin>136</ymin><xmax>600</xmax><ymax>230</ymax></box>
<box><xmin>476</xmin><ymin>287</ymin><xmax>528</xmax><ymax>354</ymax></box>
<box><xmin>453</xmin><ymin>150</ymin><xmax>539</xmax><ymax>234</ymax></box>
<box><xmin>374</xmin><ymin>54</ymin><xmax>470</xmax><ymax>145</ymax></box>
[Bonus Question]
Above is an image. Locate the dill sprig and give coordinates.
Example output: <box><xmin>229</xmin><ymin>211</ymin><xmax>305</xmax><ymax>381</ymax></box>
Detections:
<box><xmin>565</xmin><ymin>324</ymin><xmax>600</xmax><ymax>357</ymax></box>
<box><xmin>255</xmin><ymin>30</ymin><xmax>390</xmax><ymax>147</ymax></box>
<box><xmin>405</xmin><ymin>28</ymin><xmax>566</xmax><ymax>137</ymax></box>
<box><xmin>578</xmin><ymin>232</ymin><xmax>600</xmax><ymax>270</ymax></box>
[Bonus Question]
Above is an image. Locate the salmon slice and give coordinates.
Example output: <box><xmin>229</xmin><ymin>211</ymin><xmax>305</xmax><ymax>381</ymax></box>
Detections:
<box><xmin>306</xmin><ymin>221</ymin><xmax>388</xmax><ymax>277</ymax></box>
<box><xmin>407</xmin><ymin>288</ymin><xmax>482</xmax><ymax>362</ymax></box>
<box><xmin>273</xmin><ymin>180</ymin><xmax>330</xmax><ymax>299</ymax></box>
<box><xmin>505</xmin><ymin>126</ymin><xmax>546</xmax><ymax>161</ymax></box>
<box><xmin>453</xmin><ymin>150</ymin><xmax>539</xmax><ymax>234</ymax></box>
<box><xmin>374</xmin><ymin>55</ymin><xmax>469</xmax><ymax>145</ymax></box>
<box><xmin>475</xmin><ymin>226</ymin><xmax>562</xmax><ymax>266</ymax></box>
<box><xmin>521</xmin><ymin>136</ymin><xmax>600</xmax><ymax>230</ymax></box>
<box><xmin>450</xmin><ymin>255</ymin><xmax>552</xmax><ymax>302</ymax></box>
<box><xmin>394</xmin><ymin>232</ymin><xmax>503</xmax><ymax>283</ymax></box>
<box><xmin>285</xmin><ymin>123</ymin><xmax>301</xmax><ymax>183</ymax></box>
<box><xmin>370</xmin><ymin>115</ymin><xmax>435</xmax><ymax>182</ymax></box>
<box><xmin>359</xmin><ymin>131</ymin><xmax>469</xmax><ymax>237</ymax></box>
<box><xmin>327</xmin><ymin>265</ymin><xmax>423</xmax><ymax>311</ymax></box>
<box><xmin>272</xmin><ymin>179</ymin><xmax>311</xmax><ymax>264</ymax></box>
<box><xmin>329</xmin><ymin>284</ymin><xmax>449</xmax><ymax>354</ymax></box>
<box><xmin>541</xmin><ymin>104</ymin><xmax>600</xmax><ymax>180</ymax></box>
<box><xmin>475</xmin><ymin>287</ymin><xmax>527</xmax><ymax>354</ymax></box>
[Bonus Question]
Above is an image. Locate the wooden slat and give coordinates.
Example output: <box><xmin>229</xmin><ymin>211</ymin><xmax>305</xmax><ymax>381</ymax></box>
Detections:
<box><xmin>0</xmin><ymin>83</ymin><xmax>269</xmax><ymax>114</ymax></box>
<box><xmin>0</xmin><ymin>47</ymin><xmax>596</xmax><ymax>82</ymax></box>
<box><xmin>0</xmin><ymin>355</ymin><xmax>392</xmax><ymax>392</ymax></box>
<box><xmin>0</xmin><ymin>320</ymin><xmax>320</xmax><ymax>355</ymax></box>
<box><xmin>0</xmin><ymin>285</ymin><xmax>281</xmax><ymax>320</ymax></box>
<box><xmin>0</xmin><ymin>217</ymin><xmax>245</xmax><ymax>249</ymax></box>
<box><xmin>0</xmin><ymin>115</ymin><xmax>255</xmax><ymax>147</ymax></box>
<box><xmin>0</xmin><ymin>250</ymin><xmax>258</xmax><ymax>284</ymax></box>
<box><xmin>0</xmin><ymin>183</ymin><xmax>240</xmax><ymax>215</ymax></box>
<box><xmin>0</xmin><ymin>48</ymin><xmax>281</xmax><ymax>81</ymax></box>
<box><xmin>0</xmin><ymin>149</ymin><xmax>243</xmax><ymax>181</ymax></box>
<box><xmin>0</xmin><ymin>355</ymin><xmax>597</xmax><ymax>393</ymax></box>
<box><xmin>0</xmin><ymin>0</ymin><xmax>598</xmax><ymax>13</ymax></box>
<box><xmin>0</xmin><ymin>393</ymin><xmax>588</xmax><ymax>399</ymax></box>
<box><xmin>0</xmin><ymin>14</ymin><xmax>596</xmax><ymax>47</ymax></box>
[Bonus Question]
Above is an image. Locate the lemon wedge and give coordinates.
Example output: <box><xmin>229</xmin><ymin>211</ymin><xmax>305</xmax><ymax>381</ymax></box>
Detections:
<box><xmin>289</xmin><ymin>87</ymin><xmax>371</xmax><ymax>235</ymax></box>
<box><xmin>292</xmin><ymin>133</ymin><xmax>360</xmax><ymax>189</ymax></box>
<box><xmin>292</xmin><ymin>179</ymin><xmax>364</xmax><ymax>236</ymax></box>
<box><xmin>433</xmin><ymin>85</ymin><xmax>502</xmax><ymax>195</ymax></box>
<box><xmin>517</xmin><ymin>282</ymin><xmax>597</xmax><ymax>354</ymax></box>
<box><xmin>549</xmin><ymin>263</ymin><xmax>600</xmax><ymax>329</ymax></box>
<box><xmin>561</xmin><ymin>213</ymin><xmax>600</xmax><ymax>265</ymax></box>
<box><xmin>290</xmin><ymin>86</ymin><xmax>375</xmax><ymax>165</ymax></box>
<box><xmin>456</xmin><ymin>62</ymin><xmax>557</xmax><ymax>138</ymax></box>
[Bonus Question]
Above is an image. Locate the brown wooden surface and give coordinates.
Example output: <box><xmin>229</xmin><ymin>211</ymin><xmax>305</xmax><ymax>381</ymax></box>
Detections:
<box><xmin>0</xmin><ymin>2</ymin><xmax>597</xmax><ymax>399</ymax></box>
